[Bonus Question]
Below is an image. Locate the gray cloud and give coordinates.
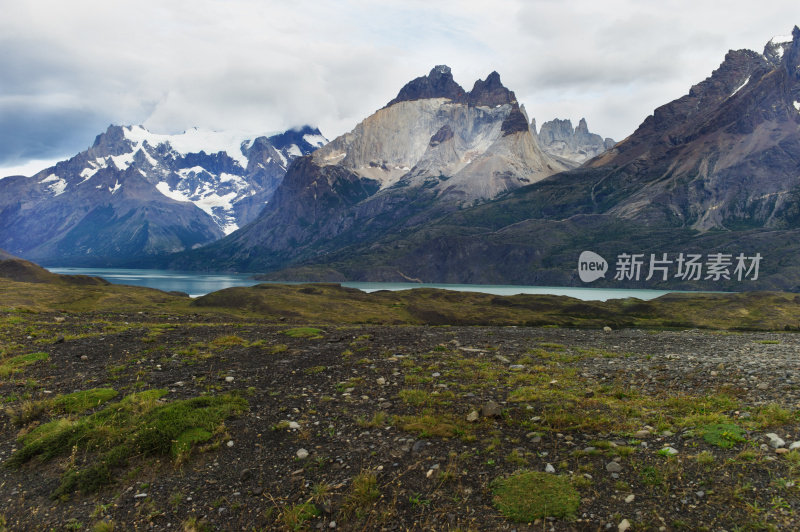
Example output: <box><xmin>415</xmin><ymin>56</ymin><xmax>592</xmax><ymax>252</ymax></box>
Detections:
<box><xmin>1</xmin><ymin>0</ymin><xmax>798</xmax><ymax>174</ymax></box>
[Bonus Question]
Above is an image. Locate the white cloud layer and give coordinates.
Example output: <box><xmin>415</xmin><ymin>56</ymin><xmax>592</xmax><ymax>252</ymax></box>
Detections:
<box><xmin>0</xmin><ymin>0</ymin><xmax>798</xmax><ymax>175</ymax></box>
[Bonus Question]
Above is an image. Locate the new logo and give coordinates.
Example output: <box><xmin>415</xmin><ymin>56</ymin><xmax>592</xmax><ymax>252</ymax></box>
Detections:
<box><xmin>578</xmin><ymin>251</ymin><xmax>608</xmax><ymax>283</ymax></box>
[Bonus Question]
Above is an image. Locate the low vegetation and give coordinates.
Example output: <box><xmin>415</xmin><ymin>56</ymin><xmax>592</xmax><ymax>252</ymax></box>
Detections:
<box><xmin>3</xmin><ymin>262</ymin><xmax>800</xmax><ymax>529</ymax></box>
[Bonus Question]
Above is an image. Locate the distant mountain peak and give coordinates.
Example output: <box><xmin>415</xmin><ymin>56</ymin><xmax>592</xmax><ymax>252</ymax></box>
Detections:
<box><xmin>467</xmin><ymin>71</ymin><xmax>516</xmax><ymax>107</ymax></box>
<box><xmin>386</xmin><ymin>65</ymin><xmax>466</xmax><ymax>107</ymax></box>
<box><xmin>763</xmin><ymin>25</ymin><xmax>800</xmax><ymax>66</ymax></box>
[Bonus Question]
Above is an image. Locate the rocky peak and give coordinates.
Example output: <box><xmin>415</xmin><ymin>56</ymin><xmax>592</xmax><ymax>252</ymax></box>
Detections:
<box><xmin>467</xmin><ymin>71</ymin><xmax>517</xmax><ymax>107</ymax></box>
<box><xmin>763</xmin><ymin>26</ymin><xmax>800</xmax><ymax>68</ymax></box>
<box><xmin>537</xmin><ymin>118</ymin><xmax>615</xmax><ymax>165</ymax></box>
<box><xmin>386</xmin><ymin>65</ymin><xmax>466</xmax><ymax>107</ymax></box>
<box><xmin>90</xmin><ymin>125</ymin><xmax>136</xmax><ymax>157</ymax></box>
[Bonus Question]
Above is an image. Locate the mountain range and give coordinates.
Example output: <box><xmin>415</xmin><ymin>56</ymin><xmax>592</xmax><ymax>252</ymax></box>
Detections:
<box><xmin>0</xmin><ymin>125</ymin><xmax>326</xmax><ymax>265</ymax></box>
<box><xmin>4</xmin><ymin>27</ymin><xmax>799</xmax><ymax>291</ymax></box>
<box><xmin>174</xmin><ymin>27</ymin><xmax>800</xmax><ymax>290</ymax></box>
<box><xmin>167</xmin><ymin>66</ymin><xmax>610</xmax><ymax>272</ymax></box>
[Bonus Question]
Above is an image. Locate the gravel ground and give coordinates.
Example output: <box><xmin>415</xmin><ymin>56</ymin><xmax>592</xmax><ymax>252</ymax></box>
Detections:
<box><xmin>2</xmin><ymin>313</ymin><xmax>800</xmax><ymax>531</ymax></box>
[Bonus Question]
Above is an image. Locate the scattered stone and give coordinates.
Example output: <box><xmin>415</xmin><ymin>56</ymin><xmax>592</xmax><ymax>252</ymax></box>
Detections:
<box><xmin>80</xmin><ymin>355</ymin><xmax>89</xmax><ymax>361</ymax></box>
<box><xmin>545</xmin><ymin>463</ymin><xmax>555</xmax><ymax>473</ymax></box>
<box><xmin>481</xmin><ymin>401</ymin><xmax>502</xmax><ymax>418</ymax></box>
<box><xmin>466</xmin><ymin>410</ymin><xmax>479</xmax><ymax>423</ymax></box>
<box><xmin>494</xmin><ymin>354</ymin><xmax>511</xmax><ymax>364</ymax></box>
<box><xmin>766</xmin><ymin>433</ymin><xmax>786</xmax><ymax>448</ymax></box>
<box><xmin>329</xmin><ymin>522</ymin><xmax>337</xmax><ymax>529</ymax></box>
<box><xmin>696</xmin><ymin>491</ymin><xmax>705</xmax><ymax>498</ymax></box>
<box><xmin>776</xmin><ymin>448</ymin><xmax>790</xmax><ymax>455</ymax></box>
<box><xmin>634</xmin><ymin>430</ymin><xmax>650</xmax><ymax>439</ymax></box>
<box><xmin>509</xmin><ymin>365</ymin><xmax>525</xmax><ymax>371</ymax></box>
<box><xmin>431</xmin><ymin>372</ymin><xmax>441</xmax><ymax>378</ymax></box>
<box><xmin>376</xmin><ymin>377</ymin><xmax>386</xmax><ymax>385</ymax></box>
<box><xmin>606</xmin><ymin>461</ymin><xmax>622</xmax><ymax>473</ymax></box>
<box><xmin>789</xmin><ymin>441</ymin><xmax>800</xmax><ymax>450</ymax></box>
<box><xmin>296</xmin><ymin>448</ymin><xmax>309</xmax><ymax>459</ymax></box>
<box><xmin>603</xmin><ymin>326</ymin><xmax>613</xmax><ymax>333</ymax></box>
<box><xmin>227</xmin><ymin>440</ymin><xmax>234</xmax><ymax>448</ymax></box>
<box><xmin>288</xmin><ymin>421</ymin><xmax>301</xmax><ymax>430</ymax></box>
<box><xmin>660</xmin><ymin>447</ymin><xmax>679</xmax><ymax>456</ymax></box>
<box><xmin>624</xmin><ymin>494</ymin><xmax>635</xmax><ymax>503</ymax></box>
<box><xmin>134</xmin><ymin>493</ymin><xmax>148</xmax><ymax>499</ymax></box>
<box><xmin>618</xmin><ymin>518</ymin><xmax>631</xmax><ymax>532</ymax></box>
<box><xmin>225</xmin><ymin>376</ymin><xmax>234</xmax><ymax>383</ymax></box>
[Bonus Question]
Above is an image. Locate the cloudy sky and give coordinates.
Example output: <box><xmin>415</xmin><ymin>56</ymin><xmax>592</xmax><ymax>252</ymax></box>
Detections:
<box><xmin>1</xmin><ymin>0</ymin><xmax>798</xmax><ymax>176</ymax></box>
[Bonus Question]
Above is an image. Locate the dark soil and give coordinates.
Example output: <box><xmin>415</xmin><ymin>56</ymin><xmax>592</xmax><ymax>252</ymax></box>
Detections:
<box><xmin>2</xmin><ymin>310</ymin><xmax>800</xmax><ymax>531</ymax></box>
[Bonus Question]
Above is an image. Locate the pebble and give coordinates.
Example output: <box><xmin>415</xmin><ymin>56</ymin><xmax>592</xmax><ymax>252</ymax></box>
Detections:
<box><xmin>481</xmin><ymin>401</ymin><xmax>503</xmax><ymax>418</ymax></box>
<box><xmin>624</xmin><ymin>494</ymin><xmax>635</xmax><ymax>503</ymax></box>
<box><xmin>634</xmin><ymin>430</ymin><xmax>650</xmax><ymax>438</ymax></box>
<box><xmin>660</xmin><ymin>447</ymin><xmax>679</xmax><ymax>456</ymax></box>
<box><xmin>376</xmin><ymin>377</ymin><xmax>386</xmax><ymax>385</ymax></box>
<box><xmin>603</xmin><ymin>326</ymin><xmax>613</xmax><ymax>332</ymax></box>
<box><xmin>225</xmin><ymin>376</ymin><xmax>234</xmax><ymax>383</ymax></box>
<box><xmin>296</xmin><ymin>448</ymin><xmax>309</xmax><ymax>459</ymax></box>
<box><xmin>545</xmin><ymin>463</ymin><xmax>555</xmax><ymax>473</ymax></box>
<box><xmin>606</xmin><ymin>461</ymin><xmax>622</xmax><ymax>473</ymax></box>
<box><xmin>766</xmin><ymin>433</ymin><xmax>786</xmax><ymax>448</ymax></box>
<box><xmin>288</xmin><ymin>421</ymin><xmax>301</xmax><ymax>430</ymax></box>
<box><xmin>329</xmin><ymin>522</ymin><xmax>337</xmax><ymax>529</ymax></box>
<box><xmin>227</xmin><ymin>440</ymin><xmax>234</xmax><ymax>448</ymax></box>
<box><xmin>466</xmin><ymin>410</ymin><xmax>479</xmax><ymax>422</ymax></box>
<box><xmin>790</xmin><ymin>441</ymin><xmax>800</xmax><ymax>450</ymax></box>
<box><xmin>618</xmin><ymin>519</ymin><xmax>631</xmax><ymax>532</ymax></box>
<box><xmin>80</xmin><ymin>355</ymin><xmax>89</xmax><ymax>361</ymax></box>
<box><xmin>134</xmin><ymin>493</ymin><xmax>148</xmax><ymax>499</ymax></box>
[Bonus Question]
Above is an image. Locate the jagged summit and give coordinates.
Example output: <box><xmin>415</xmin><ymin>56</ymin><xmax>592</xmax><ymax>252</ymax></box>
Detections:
<box><xmin>763</xmin><ymin>26</ymin><xmax>800</xmax><ymax>65</ymax></box>
<box><xmin>535</xmin><ymin>118</ymin><xmax>615</xmax><ymax>165</ymax></box>
<box><xmin>386</xmin><ymin>67</ymin><xmax>519</xmax><ymax>110</ymax></box>
<box><xmin>386</xmin><ymin>65</ymin><xmax>466</xmax><ymax>107</ymax></box>
<box><xmin>467</xmin><ymin>71</ymin><xmax>517</xmax><ymax>107</ymax></box>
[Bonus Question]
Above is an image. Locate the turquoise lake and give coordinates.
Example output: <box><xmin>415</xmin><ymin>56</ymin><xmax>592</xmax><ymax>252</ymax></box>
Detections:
<box><xmin>45</xmin><ymin>267</ymin><xmax>680</xmax><ymax>301</ymax></box>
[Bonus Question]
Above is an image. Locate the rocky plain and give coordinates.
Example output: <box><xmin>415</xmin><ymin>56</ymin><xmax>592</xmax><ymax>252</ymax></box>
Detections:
<box><xmin>3</xmin><ymin>261</ymin><xmax>800</xmax><ymax>531</ymax></box>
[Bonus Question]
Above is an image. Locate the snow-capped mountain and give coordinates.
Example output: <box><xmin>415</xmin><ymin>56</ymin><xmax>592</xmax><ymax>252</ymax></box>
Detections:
<box><xmin>0</xmin><ymin>124</ymin><xmax>326</xmax><ymax>265</ymax></box>
<box><xmin>169</xmin><ymin>66</ymin><xmax>571</xmax><ymax>272</ymax></box>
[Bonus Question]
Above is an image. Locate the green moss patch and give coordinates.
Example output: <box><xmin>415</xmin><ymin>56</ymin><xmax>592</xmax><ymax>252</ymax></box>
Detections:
<box><xmin>281</xmin><ymin>327</ymin><xmax>324</xmax><ymax>339</ymax></box>
<box><xmin>492</xmin><ymin>471</ymin><xmax>580</xmax><ymax>521</ymax></box>
<box><xmin>0</xmin><ymin>352</ymin><xmax>49</xmax><ymax>377</ymax></box>
<box><xmin>700</xmin><ymin>423</ymin><xmax>746</xmax><ymax>449</ymax></box>
<box><xmin>6</xmin><ymin>389</ymin><xmax>248</xmax><ymax>497</ymax></box>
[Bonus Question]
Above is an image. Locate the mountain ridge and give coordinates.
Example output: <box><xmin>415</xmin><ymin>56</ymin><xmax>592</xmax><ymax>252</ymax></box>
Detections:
<box><xmin>0</xmin><ymin>124</ymin><xmax>326</xmax><ymax>265</ymax></box>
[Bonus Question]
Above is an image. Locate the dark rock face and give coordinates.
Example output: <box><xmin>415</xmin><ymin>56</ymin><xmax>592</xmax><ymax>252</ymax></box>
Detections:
<box><xmin>387</xmin><ymin>66</ymin><xmax>519</xmax><ymax>110</ymax></box>
<box><xmin>386</xmin><ymin>65</ymin><xmax>467</xmax><ymax>107</ymax></box>
<box><xmin>500</xmin><ymin>108</ymin><xmax>530</xmax><ymax>136</ymax></box>
<box><xmin>429</xmin><ymin>125</ymin><xmax>455</xmax><ymax>147</ymax></box>
<box><xmin>467</xmin><ymin>71</ymin><xmax>517</xmax><ymax>107</ymax></box>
